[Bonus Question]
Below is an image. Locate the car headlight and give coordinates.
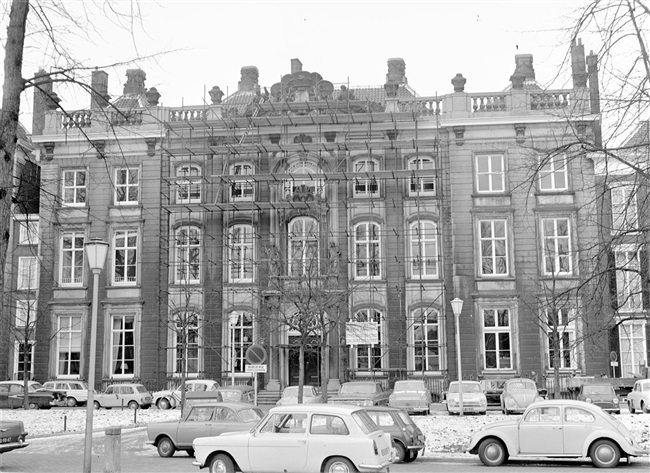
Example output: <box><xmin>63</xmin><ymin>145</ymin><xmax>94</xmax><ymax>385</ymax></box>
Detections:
<box><xmin>505</xmin><ymin>397</ymin><xmax>516</xmax><ymax>406</ymax></box>
<box><xmin>448</xmin><ymin>399</ymin><xmax>458</xmax><ymax>406</ymax></box>
<box><xmin>585</xmin><ymin>398</ymin><xmax>592</xmax><ymax>403</ymax></box>
<box><xmin>363</xmin><ymin>400</ymin><xmax>373</xmax><ymax>406</ymax></box>
<box><xmin>480</xmin><ymin>398</ymin><xmax>487</xmax><ymax>406</ymax></box>
<box><xmin>613</xmin><ymin>398</ymin><xmax>619</xmax><ymax>404</ymax></box>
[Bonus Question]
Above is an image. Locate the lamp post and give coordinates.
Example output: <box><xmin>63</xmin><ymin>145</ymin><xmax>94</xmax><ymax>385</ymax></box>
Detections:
<box><xmin>83</xmin><ymin>238</ymin><xmax>109</xmax><ymax>473</ymax></box>
<box><xmin>450</xmin><ymin>298</ymin><xmax>464</xmax><ymax>416</ymax></box>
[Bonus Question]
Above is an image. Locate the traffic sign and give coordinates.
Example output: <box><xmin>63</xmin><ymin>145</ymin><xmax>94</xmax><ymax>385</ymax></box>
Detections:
<box><xmin>245</xmin><ymin>364</ymin><xmax>267</xmax><ymax>373</ymax></box>
<box><xmin>246</xmin><ymin>344</ymin><xmax>267</xmax><ymax>364</ymax></box>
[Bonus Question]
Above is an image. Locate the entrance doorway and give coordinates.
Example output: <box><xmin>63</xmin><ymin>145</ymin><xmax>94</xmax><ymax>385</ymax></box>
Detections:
<box><xmin>288</xmin><ymin>337</ymin><xmax>320</xmax><ymax>386</ymax></box>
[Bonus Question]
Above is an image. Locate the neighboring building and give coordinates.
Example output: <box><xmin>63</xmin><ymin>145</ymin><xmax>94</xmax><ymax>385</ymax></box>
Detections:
<box><xmin>9</xmin><ymin>40</ymin><xmax>639</xmax><ymax>397</ymax></box>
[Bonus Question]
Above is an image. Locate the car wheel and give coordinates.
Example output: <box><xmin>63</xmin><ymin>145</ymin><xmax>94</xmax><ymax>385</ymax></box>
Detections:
<box><xmin>590</xmin><ymin>439</ymin><xmax>620</xmax><ymax>468</ymax></box>
<box><xmin>323</xmin><ymin>456</ymin><xmax>356</xmax><ymax>473</ymax></box>
<box><xmin>403</xmin><ymin>450</ymin><xmax>418</xmax><ymax>463</ymax></box>
<box><xmin>66</xmin><ymin>397</ymin><xmax>78</xmax><ymax>407</ymax></box>
<box><xmin>628</xmin><ymin>401</ymin><xmax>636</xmax><ymax>414</ymax></box>
<box><xmin>209</xmin><ymin>453</ymin><xmax>235</xmax><ymax>473</ymax></box>
<box><xmin>93</xmin><ymin>401</ymin><xmax>100</xmax><ymax>410</ymax></box>
<box><xmin>158</xmin><ymin>397</ymin><xmax>171</xmax><ymax>410</ymax></box>
<box><xmin>393</xmin><ymin>442</ymin><xmax>406</xmax><ymax>463</ymax></box>
<box><xmin>156</xmin><ymin>436</ymin><xmax>176</xmax><ymax>458</ymax></box>
<box><xmin>128</xmin><ymin>401</ymin><xmax>139</xmax><ymax>410</ymax></box>
<box><xmin>28</xmin><ymin>402</ymin><xmax>40</xmax><ymax>410</ymax></box>
<box><xmin>478</xmin><ymin>438</ymin><xmax>508</xmax><ymax>467</ymax></box>
<box><xmin>642</xmin><ymin>401</ymin><xmax>650</xmax><ymax>414</ymax></box>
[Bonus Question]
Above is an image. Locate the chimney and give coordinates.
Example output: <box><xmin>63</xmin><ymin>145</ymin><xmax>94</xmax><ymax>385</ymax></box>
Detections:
<box><xmin>513</xmin><ymin>54</ymin><xmax>536</xmax><ymax>81</ymax></box>
<box><xmin>386</xmin><ymin>58</ymin><xmax>407</xmax><ymax>84</ymax></box>
<box><xmin>571</xmin><ymin>39</ymin><xmax>588</xmax><ymax>88</ymax></box>
<box><xmin>123</xmin><ymin>69</ymin><xmax>146</xmax><ymax>94</ymax></box>
<box><xmin>91</xmin><ymin>69</ymin><xmax>110</xmax><ymax>109</ymax></box>
<box><xmin>238</xmin><ymin>66</ymin><xmax>259</xmax><ymax>92</ymax></box>
<box><xmin>587</xmin><ymin>50</ymin><xmax>602</xmax><ymax>147</ymax></box>
<box><xmin>291</xmin><ymin>59</ymin><xmax>302</xmax><ymax>74</ymax></box>
<box><xmin>32</xmin><ymin>69</ymin><xmax>54</xmax><ymax>136</ymax></box>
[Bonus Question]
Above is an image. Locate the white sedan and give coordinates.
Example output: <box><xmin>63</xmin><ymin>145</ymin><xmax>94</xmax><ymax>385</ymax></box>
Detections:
<box><xmin>626</xmin><ymin>378</ymin><xmax>650</xmax><ymax>414</ymax></box>
<box><xmin>152</xmin><ymin>379</ymin><xmax>221</xmax><ymax>410</ymax></box>
<box><xmin>192</xmin><ymin>404</ymin><xmax>394</xmax><ymax>473</ymax></box>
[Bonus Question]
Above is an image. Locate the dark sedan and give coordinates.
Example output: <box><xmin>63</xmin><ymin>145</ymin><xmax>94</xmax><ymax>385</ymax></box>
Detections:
<box><xmin>0</xmin><ymin>381</ymin><xmax>66</xmax><ymax>409</ymax></box>
<box><xmin>0</xmin><ymin>420</ymin><xmax>29</xmax><ymax>453</ymax></box>
<box><xmin>328</xmin><ymin>381</ymin><xmax>391</xmax><ymax>407</ymax></box>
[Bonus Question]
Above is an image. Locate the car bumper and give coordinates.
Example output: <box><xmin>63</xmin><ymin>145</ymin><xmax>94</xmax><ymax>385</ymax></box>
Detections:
<box><xmin>447</xmin><ymin>406</ymin><xmax>486</xmax><ymax>413</ymax></box>
<box><xmin>358</xmin><ymin>459</ymin><xmax>392</xmax><ymax>472</ymax></box>
<box><xmin>390</xmin><ymin>403</ymin><xmax>428</xmax><ymax>413</ymax></box>
<box><xmin>0</xmin><ymin>441</ymin><xmax>29</xmax><ymax>453</ymax></box>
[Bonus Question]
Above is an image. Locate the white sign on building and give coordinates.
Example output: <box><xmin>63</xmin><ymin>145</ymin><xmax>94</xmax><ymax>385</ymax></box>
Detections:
<box><xmin>345</xmin><ymin>322</ymin><xmax>379</xmax><ymax>345</ymax></box>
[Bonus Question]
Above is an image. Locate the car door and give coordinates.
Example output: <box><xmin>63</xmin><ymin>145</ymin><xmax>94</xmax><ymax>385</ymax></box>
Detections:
<box><xmin>518</xmin><ymin>406</ymin><xmax>563</xmax><ymax>454</ymax></box>
<box><xmin>118</xmin><ymin>386</ymin><xmax>133</xmax><ymax>406</ymax></box>
<box><xmin>210</xmin><ymin>407</ymin><xmax>241</xmax><ymax>436</ymax></box>
<box><xmin>177</xmin><ymin>406</ymin><xmax>214</xmax><ymax>448</ymax></box>
<box><xmin>248</xmin><ymin>412</ymin><xmax>309</xmax><ymax>472</ymax></box>
<box><xmin>629</xmin><ymin>382</ymin><xmax>640</xmax><ymax>409</ymax></box>
<box><xmin>562</xmin><ymin>406</ymin><xmax>596</xmax><ymax>455</ymax></box>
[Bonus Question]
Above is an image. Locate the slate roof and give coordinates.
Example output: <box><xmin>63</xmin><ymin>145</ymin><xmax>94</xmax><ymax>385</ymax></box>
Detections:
<box><xmin>111</xmin><ymin>94</ymin><xmax>149</xmax><ymax>109</ymax></box>
<box><xmin>623</xmin><ymin>121</ymin><xmax>650</xmax><ymax>147</ymax></box>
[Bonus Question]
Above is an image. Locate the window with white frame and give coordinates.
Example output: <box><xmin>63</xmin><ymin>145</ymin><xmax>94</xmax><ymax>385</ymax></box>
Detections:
<box><xmin>476</xmin><ymin>154</ymin><xmax>505</xmax><ymax>193</ymax></box>
<box><xmin>546</xmin><ymin>308</ymin><xmax>577</xmax><ymax>369</ymax></box>
<box><xmin>482</xmin><ymin>308</ymin><xmax>512</xmax><ymax>369</ymax></box>
<box><xmin>60</xmin><ymin>232</ymin><xmax>85</xmax><ymax>286</ymax></box>
<box><xmin>56</xmin><ymin>314</ymin><xmax>82</xmax><ymax>377</ymax></box>
<box><xmin>541</xmin><ymin>217</ymin><xmax>572</xmax><ymax>275</ymax></box>
<box><xmin>113</xmin><ymin>230</ymin><xmax>138</xmax><ymax>284</ymax></box>
<box><xmin>18</xmin><ymin>220</ymin><xmax>39</xmax><ymax>245</ymax></box>
<box><xmin>411</xmin><ymin>308</ymin><xmax>440</xmax><ymax>371</ymax></box>
<box><xmin>539</xmin><ymin>155</ymin><xmax>568</xmax><ymax>191</ymax></box>
<box><xmin>615</xmin><ymin>249</ymin><xmax>643</xmax><ymax>312</ymax></box>
<box><xmin>17</xmin><ymin>256</ymin><xmax>39</xmax><ymax>290</ymax></box>
<box><xmin>110</xmin><ymin>313</ymin><xmax>135</xmax><ymax>376</ymax></box>
<box><xmin>288</xmin><ymin>217</ymin><xmax>319</xmax><ymax>277</ymax></box>
<box><xmin>176</xmin><ymin>164</ymin><xmax>202</xmax><ymax>203</ymax></box>
<box><xmin>610</xmin><ymin>183</ymin><xmax>638</xmax><ymax>233</ymax></box>
<box><xmin>174</xmin><ymin>226</ymin><xmax>201</xmax><ymax>283</ymax></box>
<box><xmin>16</xmin><ymin>300</ymin><xmax>37</xmax><ymax>329</ymax></box>
<box><xmin>228</xmin><ymin>224</ymin><xmax>254</xmax><ymax>282</ymax></box>
<box><xmin>409</xmin><ymin>156</ymin><xmax>436</xmax><ymax>195</ymax></box>
<box><xmin>354</xmin><ymin>222</ymin><xmax>381</xmax><ymax>279</ymax></box>
<box><xmin>618</xmin><ymin>320</ymin><xmax>647</xmax><ymax>377</ymax></box>
<box><xmin>409</xmin><ymin>220</ymin><xmax>438</xmax><ymax>278</ymax></box>
<box><xmin>115</xmin><ymin>167</ymin><xmax>139</xmax><ymax>204</ymax></box>
<box><xmin>62</xmin><ymin>169</ymin><xmax>87</xmax><ymax>205</ymax></box>
<box><xmin>479</xmin><ymin>219</ymin><xmax>509</xmax><ymax>276</ymax></box>
<box><xmin>172</xmin><ymin>312</ymin><xmax>200</xmax><ymax>375</ymax></box>
<box><xmin>228</xmin><ymin>311</ymin><xmax>254</xmax><ymax>374</ymax></box>
<box><xmin>354</xmin><ymin>159</ymin><xmax>379</xmax><ymax>196</ymax></box>
<box><xmin>350</xmin><ymin>309</ymin><xmax>383</xmax><ymax>371</ymax></box>
<box><xmin>284</xmin><ymin>161</ymin><xmax>324</xmax><ymax>200</ymax></box>
<box><xmin>14</xmin><ymin>341</ymin><xmax>35</xmax><ymax>380</ymax></box>
<box><xmin>231</xmin><ymin>163</ymin><xmax>254</xmax><ymax>201</ymax></box>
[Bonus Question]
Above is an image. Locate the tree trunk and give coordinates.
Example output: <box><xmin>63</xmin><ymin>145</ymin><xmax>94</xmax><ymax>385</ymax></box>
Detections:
<box><xmin>298</xmin><ymin>343</ymin><xmax>305</xmax><ymax>404</ymax></box>
<box><xmin>320</xmin><ymin>336</ymin><xmax>329</xmax><ymax>403</ymax></box>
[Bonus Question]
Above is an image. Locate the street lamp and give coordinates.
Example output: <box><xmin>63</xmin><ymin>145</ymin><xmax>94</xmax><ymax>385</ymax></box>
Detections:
<box><xmin>83</xmin><ymin>238</ymin><xmax>109</xmax><ymax>473</ymax></box>
<box><xmin>450</xmin><ymin>297</ymin><xmax>464</xmax><ymax>416</ymax></box>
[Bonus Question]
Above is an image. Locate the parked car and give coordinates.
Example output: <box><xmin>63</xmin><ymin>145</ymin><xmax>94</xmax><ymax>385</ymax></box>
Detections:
<box><xmin>364</xmin><ymin>406</ymin><xmax>425</xmax><ymax>463</ymax></box>
<box><xmin>93</xmin><ymin>383</ymin><xmax>152</xmax><ymax>410</ymax></box>
<box><xmin>192</xmin><ymin>404</ymin><xmax>394</xmax><ymax>473</ymax></box>
<box><xmin>147</xmin><ymin>402</ymin><xmax>264</xmax><ymax>457</ymax></box>
<box><xmin>500</xmin><ymin>378</ymin><xmax>544</xmax><ymax>415</ymax></box>
<box><xmin>0</xmin><ymin>381</ymin><xmax>66</xmax><ymax>409</ymax></box>
<box><xmin>215</xmin><ymin>385</ymin><xmax>256</xmax><ymax>403</ymax></box>
<box><xmin>626</xmin><ymin>378</ymin><xmax>650</xmax><ymax>414</ymax></box>
<box><xmin>328</xmin><ymin>381</ymin><xmax>391</xmax><ymax>407</ymax></box>
<box><xmin>152</xmin><ymin>379</ymin><xmax>220</xmax><ymax>410</ymax></box>
<box><xmin>576</xmin><ymin>383</ymin><xmax>620</xmax><ymax>414</ymax></box>
<box><xmin>0</xmin><ymin>420</ymin><xmax>28</xmax><ymax>454</ymax></box>
<box><xmin>388</xmin><ymin>379</ymin><xmax>432</xmax><ymax>415</ymax></box>
<box><xmin>465</xmin><ymin>399</ymin><xmax>649</xmax><ymax>468</ymax></box>
<box><xmin>41</xmin><ymin>380</ymin><xmax>91</xmax><ymax>407</ymax></box>
<box><xmin>276</xmin><ymin>385</ymin><xmax>324</xmax><ymax>406</ymax></box>
<box><xmin>446</xmin><ymin>380</ymin><xmax>487</xmax><ymax>415</ymax></box>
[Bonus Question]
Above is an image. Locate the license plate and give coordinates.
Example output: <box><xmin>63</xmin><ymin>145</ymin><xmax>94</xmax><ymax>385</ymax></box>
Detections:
<box><xmin>0</xmin><ymin>438</ymin><xmax>12</xmax><ymax>444</ymax></box>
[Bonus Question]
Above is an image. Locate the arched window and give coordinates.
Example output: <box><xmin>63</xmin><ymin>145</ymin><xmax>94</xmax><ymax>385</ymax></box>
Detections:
<box><xmin>411</xmin><ymin>308</ymin><xmax>440</xmax><ymax>371</ymax></box>
<box><xmin>174</xmin><ymin>226</ymin><xmax>201</xmax><ymax>283</ymax></box>
<box><xmin>172</xmin><ymin>312</ymin><xmax>200</xmax><ymax>376</ymax></box>
<box><xmin>288</xmin><ymin>217</ymin><xmax>319</xmax><ymax>276</ymax></box>
<box><xmin>409</xmin><ymin>220</ymin><xmax>438</xmax><ymax>278</ymax></box>
<box><xmin>176</xmin><ymin>164</ymin><xmax>202</xmax><ymax>203</ymax></box>
<box><xmin>228</xmin><ymin>224</ymin><xmax>254</xmax><ymax>282</ymax></box>
<box><xmin>354</xmin><ymin>158</ymin><xmax>379</xmax><ymax>196</ymax></box>
<box><xmin>284</xmin><ymin>161</ymin><xmax>323</xmax><ymax>200</ymax></box>
<box><xmin>349</xmin><ymin>309</ymin><xmax>383</xmax><ymax>370</ymax></box>
<box><xmin>409</xmin><ymin>156</ymin><xmax>436</xmax><ymax>196</ymax></box>
<box><xmin>354</xmin><ymin>222</ymin><xmax>381</xmax><ymax>279</ymax></box>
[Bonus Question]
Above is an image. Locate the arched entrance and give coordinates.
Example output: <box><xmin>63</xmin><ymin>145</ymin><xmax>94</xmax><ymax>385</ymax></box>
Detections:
<box><xmin>288</xmin><ymin>336</ymin><xmax>320</xmax><ymax>386</ymax></box>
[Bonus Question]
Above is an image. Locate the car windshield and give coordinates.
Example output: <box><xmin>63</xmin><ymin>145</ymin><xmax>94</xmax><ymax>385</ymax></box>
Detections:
<box><xmin>584</xmin><ymin>385</ymin><xmax>614</xmax><ymax>395</ymax></box>
<box><xmin>340</xmin><ymin>383</ymin><xmax>377</xmax><ymax>394</ymax></box>
<box><xmin>238</xmin><ymin>408</ymin><xmax>264</xmax><ymax>422</ymax></box>
<box><xmin>219</xmin><ymin>390</ymin><xmax>241</xmax><ymax>401</ymax></box>
<box><xmin>135</xmin><ymin>385</ymin><xmax>148</xmax><ymax>393</ymax></box>
<box><xmin>283</xmin><ymin>387</ymin><xmax>313</xmax><ymax>397</ymax></box>
<box><xmin>352</xmin><ymin>410</ymin><xmax>380</xmax><ymax>434</ymax></box>
<box><xmin>393</xmin><ymin>381</ymin><xmax>425</xmax><ymax>392</ymax></box>
<box><xmin>28</xmin><ymin>383</ymin><xmax>44</xmax><ymax>392</ymax></box>
<box><xmin>448</xmin><ymin>383</ymin><xmax>481</xmax><ymax>393</ymax></box>
<box><xmin>507</xmin><ymin>381</ymin><xmax>536</xmax><ymax>391</ymax></box>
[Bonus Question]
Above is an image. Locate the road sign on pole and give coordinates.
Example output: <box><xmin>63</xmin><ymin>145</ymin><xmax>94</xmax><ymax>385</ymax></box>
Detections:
<box><xmin>246</xmin><ymin>344</ymin><xmax>267</xmax><ymax>364</ymax></box>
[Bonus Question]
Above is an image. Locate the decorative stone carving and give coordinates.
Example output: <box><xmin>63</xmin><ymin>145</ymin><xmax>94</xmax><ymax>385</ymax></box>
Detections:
<box><xmin>42</xmin><ymin>142</ymin><xmax>55</xmax><ymax>161</ymax></box>
<box><xmin>324</xmin><ymin>132</ymin><xmax>336</xmax><ymax>143</ymax></box>
<box><xmin>145</xmin><ymin>87</ymin><xmax>161</xmax><ymax>106</ymax></box>
<box><xmin>46</xmin><ymin>92</ymin><xmax>61</xmax><ymax>110</ymax></box>
<box><xmin>293</xmin><ymin>134</ymin><xmax>313</xmax><ymax>144</ymax></box>
<box><xmin>384</xmin><ymin>82</ymin><xmax>399</xmax><ymax>98</ymax></box>
<box><xmin>92</xmin><ymin>140</ymin><xmax>106</xmax><ymax>159</ymax></box>
<box><xmin>513</xmin><ymin>54</ymin><xmax>536</xmax><ymax>81</ymax></box>
<box><xmin>385</xmin><ymin>130</ymin><xmax>399</xmax><ymax>141</ymax></box>
<box><xmin>239</xmin><ymin>66</ymin><xmax>259</xmax><ymax>92</ymax></box>
<box><xmin>269</xmin><ymin>134</ymin><xmax>281</xmax><ymax>144</ymax></box>
<box><xmin>123</xmin><ymin>69</ymin><xmax>146</xmax><ymax>94</ymax></box>
<box><xmin>451</xmin><ymin>74</ymin><xmax>466</xmax><ymax>93</ymax></box>
<box><xmin>386</xmin><ymin>58</ymin><xmax>407</xmax><ymax>84</ymax></box>
<box><xmin>209</xmin><ymin>86</ymin><xmax>225</xmax><ymax>104</ymax></box>
<box><xmin>145</xmin><ymin>138</ymin><xmax>157</xmax><ymax>156</ymax></box>
<box><xmin>514</xmin><ymin>124</ymin><xmax>526</xmax><ymax>143</ymax></box>
<box><xmin>337</xmin><ymin>85</ymin><xmax>355</xmax><ymax>101</ymax></box>
<box><xmin>510</xmin><ymin>72</ymin><xmax>526</xmax><ymax>90</ymax></box>
<box><xmin>453</xmin><ymin>126</ymin><xmax>465</xmax><ymax>146</ymax></box>
<box><xmin>576</xmin><ymin>121</ymin><xmax>589</xmax><ymax>138</ymax></box>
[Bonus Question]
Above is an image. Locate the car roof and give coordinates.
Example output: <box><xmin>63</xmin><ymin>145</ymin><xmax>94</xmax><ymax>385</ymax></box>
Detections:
<box><xmin>218</xmin><ymin>385</ymin><xmax>254</xmax><ymax>391</ymax></box>
<box><xmin>270</xmin><ymin>404</ymin><xmax>364</xmax><ymax>414</ymax></box>
<box><xmin>363</xmin><ymin>406</ymin><xmax>403</xmax><ymax>412</ymax></box>
<box><xmin>505</xmin><ymin>378</ymin><xmax>534</xmax><ymax>383</ymax></box>
<box><xmin>528</xmin><ymin>399</ymin><xmax>603</xmax><ymax>409</ymax></box>
<box><xmin>107</xmin><ymin>383</ymin><xmax>145</xmax><ymax>387</ymax></box>
<box><xmin>187</xmin><ymin>402</ymin><xmax>259</xmax><ymax>410</ymax></box>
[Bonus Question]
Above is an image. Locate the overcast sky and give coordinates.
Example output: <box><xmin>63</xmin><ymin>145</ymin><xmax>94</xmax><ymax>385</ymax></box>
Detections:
<box><xmin>4</xmin><ymin>0</ymin><xmax>594</xmax><ymax>129</ymax></box>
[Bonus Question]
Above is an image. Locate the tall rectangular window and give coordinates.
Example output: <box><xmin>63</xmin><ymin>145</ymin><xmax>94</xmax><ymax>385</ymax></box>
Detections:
<box><xmin>173</xmin><ymin>312</ymin><xmax>200</xmax><ymax>375</ymax></box>
<box><xmin>18</xmin><ymin>220</ymin><xmax>39</xmax><ymax>245</ymax></box>
<box><xmin>229</xmin><ymin>312</ymin><xmax>254</xmax><ymax>373</ymax></box>
<box><xmin>479</xmin><ymin>220</ymin><xmax>508</xmax><ymax>275</ymax></box>
<box><xmin>541</xmin><ymin>217</ymin><xmax>572</xmax><ymax>275</ymax></box>
<box><xmin>476</xmin><ymin>154</ymin><xmax>504</xmax><ymax>193</ymax></box>
<box><xmin>17</xmin><ymin>256</ymin><xmax>39</xmax><ymax>289</ymax></box>
<box><xmin>114</xmin><ymin>230</ymin><xmax>138</xmax><ymax>284</ymax></box>
<box><xmin>62</xmin><ymin>170</ymin><xmax>86</xmax><ymax>205</ymax></box>
<box><xmin>619</xmin><ymin>321</ymin><xmax>647</xmax><ymax>377</ymax></box>
<box><xmin>611</xmin><ymin>183</ymin><xmax>638</xmax><ymax>233</ymax></box>
<box><xmin>231</xmin><ymin>163</ymin><xmax>254</xmax><ymax>201</ymax></box>
<box><xmin>111</xmin><ymin>314</ymin><xmax>135</xmax><ymax>376</ymax></box>
<box><xmin>57</xmin><ymin>315</ymin><xmax>82</xmax><ymax>377</ymax></box>
<box><xmin>228</xmin><ymin>225</ymin><xmax>254</xmax><ymax>282</ymax></box>
<box><xmin>482</xmin><ymin>308</ymin><xmax>511</xmax><ymax>369</ymax></box>
<box><xmin>615</xmin><ymin>249</ymin><xmax>643</xmax><ymax>312</ymax></box>
<box><xmin>14</xmin><ymin>342</ymin><xmax>35</xmax><ymax>380</ymax></box>
<box><xmin>409</xmin><ymin>221</ymin><xmax>438</xmax><ymax>278</ymax></box>
<box><xmin>61</xmin><ymin>232</ymin><xmax>85</xmax><ymax>286</ymax></box>
<box><xmin>115</xmin><ymin>167</ymin><xmax>139</xmax><ymax>204</ymax></box>
<box><xmin>176</xmin><ymin>164</ymin><xmax>202</xmax><ymax>203</ymax></box>
<box><xmin>354</xmin><ymin>222</ymin><xmax>381</xmax><ymax>279</ymax></box>
<box><xmin>409</xmin><ymin>157</ymin><xmax>436</xmax><ymax>195</ymax></box>
<box><xmin>354</xmin><ymin>159</ymin><xmax>379</xmax><ymax>196</ymax></box>
<box><xmin>350</xmin><ymin>309</ymin><xmax>383</xmax><ymax>370</ymax></box>
<box><xmin>16</xmin><ymin>300</ymin><xmax>37</xmax><ymax>328</ymax></box>
<box><xmin>288</xmin><ymin>217</ymin><xmax>319</xmax><ymax>277</ymax></box>
<box><xmin>174</xmin><ymin>226</ymin><xmax>201</xmax><ymax>283</ymax></box>
<box><xmin>412</xmin><ymin>308</ymin><xmax>439</xmax><ymax>371</ymax></box>
<box><xmin>539</xmin><ymin>155</ymin><xmax>568</xmax><ymax>191</ymax></box>
<box><xmin>546</xmin><ymin>308</ymin><xmax>576</xmax><ymax>369</ymax></box>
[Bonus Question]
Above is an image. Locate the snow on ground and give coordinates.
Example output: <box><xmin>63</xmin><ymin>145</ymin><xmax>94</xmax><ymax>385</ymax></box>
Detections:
<box><xmin>1</xmin><ymin>407</ymin><xmax>648</xmax><ymax>455</ymax></box>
